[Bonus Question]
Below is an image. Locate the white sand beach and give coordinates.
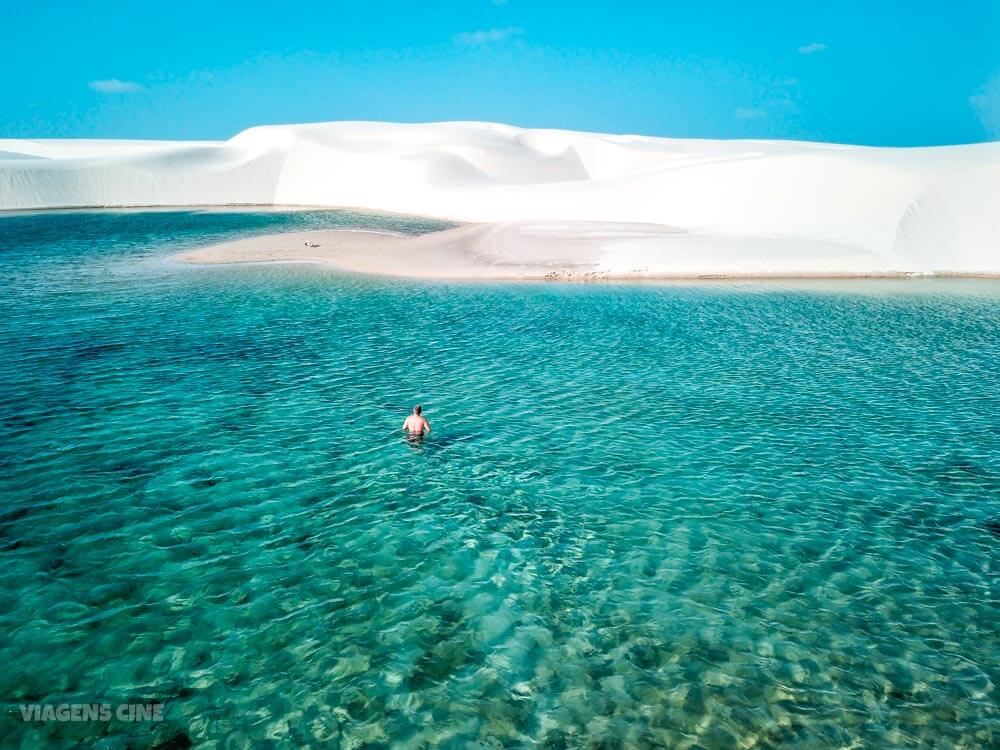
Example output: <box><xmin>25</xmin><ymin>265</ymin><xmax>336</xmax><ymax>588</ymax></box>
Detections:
<box><xmin>3</xmin><ymin>121</ymin><xmax>999</xmax><ymax>277</ymax></box>
<box><xmin>175</xmin><ymin>222</ymin><xmax>940</xmax><ymax>280</ymax></box>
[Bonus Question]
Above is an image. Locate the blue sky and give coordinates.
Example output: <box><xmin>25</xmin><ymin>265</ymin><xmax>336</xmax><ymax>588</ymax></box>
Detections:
<box><xmin>4</xmin><ymin>1</ymin><xmax>999</xmax><ymax>145</ymax></box>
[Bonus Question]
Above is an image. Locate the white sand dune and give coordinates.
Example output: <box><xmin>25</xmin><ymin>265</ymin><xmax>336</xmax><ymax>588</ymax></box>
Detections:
<box><xmin>3</xmin><ymin>121</ymin><xmax>999</xmax><ymax>277</ymax></box>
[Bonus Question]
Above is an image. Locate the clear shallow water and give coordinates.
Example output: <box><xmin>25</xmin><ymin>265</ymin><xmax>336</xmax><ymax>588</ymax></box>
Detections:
<box><xmin>1</xmin><ymin>210</ymin><xmax>998</xmax><ymax>749</ymax></box>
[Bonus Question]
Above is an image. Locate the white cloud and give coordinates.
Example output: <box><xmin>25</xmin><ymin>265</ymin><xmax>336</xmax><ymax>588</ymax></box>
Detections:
<box><xmin>970</xmin><ymin>72</ymin><xmax>1000</xmax><ymax>139</ymax></box>
<box><xmin>453</xmin><ymin>26</ymin><xmax>525</xmax><ymax>45</ymax></box>
<box><xmin>797</xmin><ymin>42</ymin><xmax>827</xmax><ymax>55</ymax></box>
<box><xmin>88</xmin><ymin>79</ymin><xmax>144</xmax><ymax>93</ymax></box>
<box><xmin>735</xmin><ymin>107</ymin><xmax>766</xmax><ymax>121</ymax></box>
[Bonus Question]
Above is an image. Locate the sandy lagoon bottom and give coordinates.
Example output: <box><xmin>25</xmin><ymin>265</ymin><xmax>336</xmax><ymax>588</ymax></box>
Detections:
<box><xmin>1</xmin><ymin>209</ymin><xmax>998</xmax><ymax>748</ymax></box>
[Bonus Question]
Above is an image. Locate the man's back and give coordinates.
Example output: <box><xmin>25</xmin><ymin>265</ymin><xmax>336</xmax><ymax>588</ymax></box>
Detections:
<box><xmin>403</xmin><ymin>406</ymin><xmax>430</xmax><ymax>435</ymax></box>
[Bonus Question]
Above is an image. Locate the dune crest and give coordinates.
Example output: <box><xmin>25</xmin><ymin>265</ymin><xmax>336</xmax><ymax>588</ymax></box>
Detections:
<box><xmin>3</xmin><ymin>121</ymin><xmax>999</xmax><ymax>275</ymax></box>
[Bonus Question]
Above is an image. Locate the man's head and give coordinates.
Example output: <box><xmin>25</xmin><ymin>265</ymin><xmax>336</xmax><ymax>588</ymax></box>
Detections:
<box><xmin>413</xmin><ymin>404</ymin><xmax>422</xmax><ymax>416</ymax></box>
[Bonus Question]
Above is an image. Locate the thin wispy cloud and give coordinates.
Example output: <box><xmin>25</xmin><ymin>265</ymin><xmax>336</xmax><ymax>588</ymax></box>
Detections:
<box><xmin>798</xmin><ymin>42</ymin><xmax>827</xmax><ymax>55</ymax></box>
<box><xmin>735</xmin><ymin>107</ymin><xmax>767</xmax><ymax>121</ymax></box>
<box><xmin>88</xmin><ymin>79</ymin><xmax>144</xmax><ymax>93</ymax></box>
<box><xmin>453</xmin><ymin>26</ymin><xmax>525</xmax><ymax>45</ymax></box>
<box><xmin>970</xmin><ymin>71</ymin><xmax>1000</xmax><ymax>138</ymax></box>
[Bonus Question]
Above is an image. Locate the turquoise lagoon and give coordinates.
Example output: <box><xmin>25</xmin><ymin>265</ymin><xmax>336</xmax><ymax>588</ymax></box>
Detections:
<box><xmin>0</xmin><ymin>210</ymin><xmax>998</xmax><ymax>748</ymax></box>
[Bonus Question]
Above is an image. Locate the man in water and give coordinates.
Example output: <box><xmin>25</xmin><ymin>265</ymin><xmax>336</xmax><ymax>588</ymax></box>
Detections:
<box><xmin>403</xmin><ymin>404</ymin><xmax>431</xmax><ymax>437</ymax></box>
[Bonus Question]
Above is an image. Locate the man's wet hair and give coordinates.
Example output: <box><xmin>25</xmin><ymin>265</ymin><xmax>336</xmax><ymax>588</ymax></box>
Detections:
<box><xmin>414</xmin><ymin>404</ymin><xmax>422</xmax><ymax>415</ymax></box>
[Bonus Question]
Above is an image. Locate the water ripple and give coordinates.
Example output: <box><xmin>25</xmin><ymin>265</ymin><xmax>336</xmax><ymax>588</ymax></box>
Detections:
<box><xmin>0</xmin><ymin>210</ymin><xmax>998</xmax><ymax>748</ymax></box>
